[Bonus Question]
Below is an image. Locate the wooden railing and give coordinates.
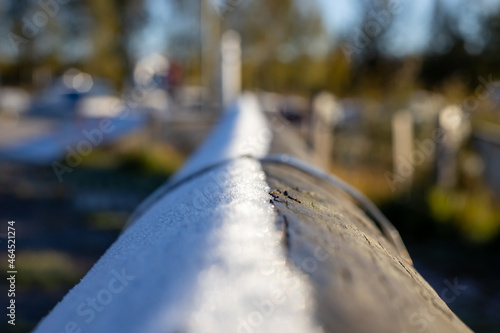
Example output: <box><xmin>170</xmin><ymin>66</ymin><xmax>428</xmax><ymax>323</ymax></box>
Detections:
<box><xmin>33</xmin><ymin>94</ymin><xmax>472</xmax><ymax>333</ymax></box>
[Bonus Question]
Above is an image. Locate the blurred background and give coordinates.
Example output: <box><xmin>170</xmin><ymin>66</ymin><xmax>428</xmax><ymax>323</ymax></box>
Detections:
<box><xmin>0</xmin><ymin>0</ymin><xmax>499</xmax><ymax>332</ymax></box>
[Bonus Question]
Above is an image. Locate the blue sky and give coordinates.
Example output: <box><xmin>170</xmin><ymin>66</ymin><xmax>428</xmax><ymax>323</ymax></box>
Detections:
<box><xmin>302</xmin><ymin>0</ymin><xmax>499</xmax><ymax>57</ymax></box>
<box><xmin>129</xmin><ymin>0</ymin><xmax>500</xmax><ymax>60</ymax></box>
<box><xmin>135</xmin><ymin>0</ymin><xmax>435</xmax><ymax>58</ymax></box>
<box><xmin>2</xmin><ymin>0</ymin><xmax>500</xmax><ymax>63</ymax></box>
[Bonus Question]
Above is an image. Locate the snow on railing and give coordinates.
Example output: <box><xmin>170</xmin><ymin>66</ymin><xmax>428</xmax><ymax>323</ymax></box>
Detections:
<box><xmin>33</xmin><ymin>93</ymin><xmax>322</xmax><ymax>333</ymax></box>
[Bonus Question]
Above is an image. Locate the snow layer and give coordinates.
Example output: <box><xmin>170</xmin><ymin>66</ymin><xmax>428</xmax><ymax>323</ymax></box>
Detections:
<box><xmin>126</xmin><ymin>93</ymin><xmax>272</xmax><ymax>225</ymax></box>
<box><xmin>33</xmin><ymin>95</ymin><xmax>321</xmax><ymax>333</ymax></box>
<box><xmin>171</xmin><ymin>93</ymin><xmax>271</xmax><ymax>183</ymax></box>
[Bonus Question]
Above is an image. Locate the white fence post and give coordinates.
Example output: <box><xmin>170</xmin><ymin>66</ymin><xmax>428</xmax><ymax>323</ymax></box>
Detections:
<box><xmin>221</xmin><ymin>30</ymin><xmax>242</xmax><ymax>107</ymax></box>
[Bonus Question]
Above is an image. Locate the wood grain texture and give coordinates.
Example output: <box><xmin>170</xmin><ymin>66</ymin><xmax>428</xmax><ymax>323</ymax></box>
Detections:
<box><xmin>263</xmin><ymin>161</ymin><xmax>472</xmax><ymax>333</ymax></box>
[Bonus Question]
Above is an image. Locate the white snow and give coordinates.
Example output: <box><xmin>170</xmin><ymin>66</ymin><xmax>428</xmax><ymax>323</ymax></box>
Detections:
<box><xmin>33</xmin><ymin>94</ymin><xmax>321</xmax><ymax>333</ymax></box>
<box><xmin>171</xmin><ymin>93</ymin><xmax>272</xmax><ymax>183</ymax></box>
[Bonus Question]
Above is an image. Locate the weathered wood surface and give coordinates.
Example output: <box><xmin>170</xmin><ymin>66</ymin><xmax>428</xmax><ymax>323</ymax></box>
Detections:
<box><xmin>262</xmin><ymin>160</ymin><xmax>472</xmax><ymax>333</ymax></box>
<box><xmin>33</xmin><ymin>94</ymin><xmax>473</xmax><ymax>333</ymax></box>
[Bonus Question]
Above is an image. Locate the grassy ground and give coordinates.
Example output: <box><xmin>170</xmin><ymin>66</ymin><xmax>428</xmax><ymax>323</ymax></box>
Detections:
<box><xmin>0</xmin><ymin>139</ymin><xmax>186</xmax><ymax>332</ymax></box>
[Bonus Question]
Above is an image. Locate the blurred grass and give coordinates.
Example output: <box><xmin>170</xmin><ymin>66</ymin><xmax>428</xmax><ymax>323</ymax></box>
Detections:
<box><xmin>87</xmin><ymin>212</ymin><xmax>129</xmax><ymax>230</ymax></box>
<box><xmin>330</xmin><ymin>165</ymin><xmax>395</xmax><ymax>204</ymax></box>
<box><xmin>332</xmin><ymin>164</ymin><xmax>500</xmax><ymax>244</ymax></box>
<box><xmin>79</xmin><ymin>141</ymin><xmax>185</xmax><ymax>176</ymax></box>
<box><xmin>116</xmin><ymin>143</ymin><xmax>184</xmax><ymax>175</ymax></box>
<box><xmin>1</xmin><ymin>251</ymin><xmax>86</xmax><ymax>290</ymax></box>
<box><xmin>428</xmin><ymin>187</ymin><xmax>500</xmax><ymax>243</ymax></box>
